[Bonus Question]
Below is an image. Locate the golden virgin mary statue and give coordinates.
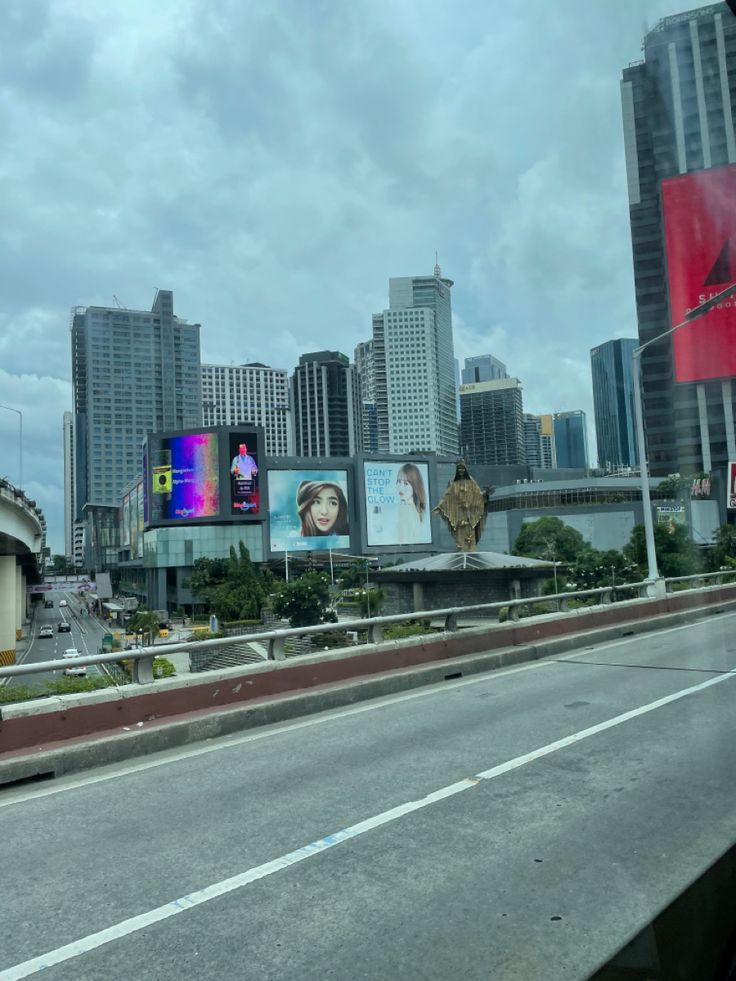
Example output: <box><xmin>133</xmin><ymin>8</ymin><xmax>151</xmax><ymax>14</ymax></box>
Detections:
<box><xmin>433</xmin><ymin>460</ymin><xmax>489</xmax><ymax>552</ymax></box>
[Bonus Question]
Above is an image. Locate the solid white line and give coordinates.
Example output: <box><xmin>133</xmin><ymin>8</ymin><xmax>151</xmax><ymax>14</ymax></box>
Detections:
<box><xmin>3</xmin><ymin>609</ymin><xmax>735</xmax><ymax>808</ymax></box>
<box><xmin>2</xmin><ymin>666</ymin><xmax>734</xmax><ymax>980</ymax></box>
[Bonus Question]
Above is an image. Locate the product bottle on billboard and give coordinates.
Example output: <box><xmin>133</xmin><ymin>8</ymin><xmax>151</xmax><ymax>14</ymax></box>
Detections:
<box><xmin>151</xmin><ymin>448</ymin><xmax>172</xmax><ymax>522</ymax></box>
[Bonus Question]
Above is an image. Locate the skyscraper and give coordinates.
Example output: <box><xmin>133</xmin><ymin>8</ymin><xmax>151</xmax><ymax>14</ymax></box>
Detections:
<box><xmin>461</xmin><ymin>355</ymin><xmax>508</xmax><ymax>384</ymax></box>
<box><xmin>621</xmin><ymin>4</ymin><xmax>736</xmax><ymax>476</ymax></box>
<box><xmin>70</xmin><ymin>290</ymin><xmax>201</xmax><ymax>516</ymax></box>
<box><xmin>553</xmin><ymin>411</ymin><xmax>589</xmax><ymax>469</ymax></box>
<box><xmin>354</xmin><ymin>339</ymin><xmax>379</xmax><ymax>453</ymax></box>
<box><xmin>590</xmin><ymin>339</ymin><xmax>639</xmax><ymax>470</ymax></box>
<box><xmin>460</xmin><ymin>378</ymin><xmax>525</xmax><ymax>466</ymax></box>
<box><xmin>523</xmin><ymin>413</ymin><xmax>556</xmax><ymax>469</ymax></box>
<box><xmin>370</xmin><ymin>264</ymin><xmax>458</xmax><ymax>455</ymax></box>
<box><xmin>291</xmin><ymin>351</ymin><xmax>362</xmax><ymax>457</ymax></box>
<box><xmin>201</xmin><ymin>362</ymin><xmax>291</xmax><ymax>456</ymax></box>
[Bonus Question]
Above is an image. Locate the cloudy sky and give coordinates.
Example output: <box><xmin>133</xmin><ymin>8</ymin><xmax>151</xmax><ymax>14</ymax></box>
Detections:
<box><xmin>0</xmin><ymin>0</ymin><xmax>703</xmax><ymax>553</ymax></box>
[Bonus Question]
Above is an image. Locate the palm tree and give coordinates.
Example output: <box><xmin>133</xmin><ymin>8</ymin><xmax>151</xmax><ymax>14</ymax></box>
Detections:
<box><xmin>129</xmin><ymin>611</ymin><xmax>160</xmax><ymax>648</ymax></box>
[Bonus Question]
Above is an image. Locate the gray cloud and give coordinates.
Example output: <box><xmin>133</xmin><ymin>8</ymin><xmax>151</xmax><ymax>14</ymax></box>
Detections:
<box><xmin>0</xmin><ymin>0</ymin><xmax>699</xmax><ymax>551</ymax></box>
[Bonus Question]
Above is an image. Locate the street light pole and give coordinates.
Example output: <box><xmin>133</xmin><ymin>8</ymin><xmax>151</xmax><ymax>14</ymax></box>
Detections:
<box><xmin>0</xmin><ymin>403</ymin><xmax>22</xmax><ymax>488</ymax></box>
<box><xmin>632</xmin><ymin>281</ymin><xmax>736</xmax><ymax>595</ymax></box>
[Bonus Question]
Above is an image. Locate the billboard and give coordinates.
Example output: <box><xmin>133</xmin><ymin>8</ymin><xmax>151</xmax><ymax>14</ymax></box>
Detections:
<box><xmin>150</xmin><ymin>432</ymin><xmax>220</xmax><ymax>522</ymax></box>
<box><xmin>728</xmin><ymin>462</ymin><xmax>736</xmax><ymax>510</ymax></box>
<box><xmin>662</xmin><ymin>165</ymin><xmax>736</xmax><ymax>383</ymax></box>
<box><xmin>364</xmin><ymin>461</ymin><xmax>432</xmax><ymax>546</ymax></box>
<box><xmin>228</xmin><ymin>432</ymin><xmax>260</xmax><ymax>516</ymax></box>
<box><xmin>269</xmin><ymin>469</ymin><xmax>350</xmax><ymax>552</ymax></box>
<box><xmin>656</xmin><ymin>505</ymin><xmax>686</xmax><ymax>531</ymax></box>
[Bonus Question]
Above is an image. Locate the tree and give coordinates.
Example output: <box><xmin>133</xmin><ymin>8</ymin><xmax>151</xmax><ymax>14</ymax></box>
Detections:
<box><xmin>513</xmin><ymin>517</ymin><xmax>588</xmax><ymax>564</ymax></box>
<box><xmin>129</xmin><ymin>610</ymin><xmax>160</xmax><ymax>647</ymax></box>
<box><xmin>623</xmin><ymin>523</ymin><xmax>702</xmax><ymax>578</ymax></box>
<box><xmin>706</xmin><ymin>524</ymin><xmax>736</xmax><ymax>571</ymax></box>
<box><xmin>49</xmin><ymin>554</ymin><xmax>76</xmax><ymax>575</ymax></box>
<box><xmin>566</xmin><ymin>548</ymin><xmax>638</xmax><ymax>591</ymax></box>
<box><xmin>272</xmin><ymin>572</ymin><xmax>337</xmax><ymax>628</ymax></box>
<box><xmin>187</xmin><ymin>545</ymin><xmax>268</xmax><ymax>622</ymax></box>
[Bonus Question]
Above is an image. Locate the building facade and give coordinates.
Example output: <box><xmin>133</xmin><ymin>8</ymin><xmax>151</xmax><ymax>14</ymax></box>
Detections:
<box><xmin>621</xmin><ymin>3</ymin><xmax>736</xmax><ymax>476</ymax></box>
<box><xmin>70</xmin><ymin>290</ymin><xmax>201</xmax><ymax>517</ymax></box>
<box><xmin>553</xmin><ymin>410</ymin><xmax>589</xmax><ymax>469</ymax></box>
<box><xmin>523</xmin><ymin>413</ymin><xmax>556</xmax><ymax>469</ymax></box>
<box><xmin>460</xmin><ymin>378</ymin><xmax>525</xmax><ymax>466</ymax></box>
<box><xmin>591</xmin><ymin>339</ymin><xmax>639</xmax><ymax>470</ymax></box>
<box><xmin>291</xmin><ymin>351</ymin><xmax>362</xmax><ymax>457</ymax></box>
<box><xmin>370</xmin><ymin>265</ymin><xmax>458</xmax><ymax>455</ymax></box>
<box><xmin>354</xmin><ymin>339</ymin><xmax>379</xmax><ymax>453</ymax></box>
<box><xmin>461</xmin><ymin>355</ymin><xmax>508</xmax><ymax>384</ymax></box>
<box><xmin>201</xmin><ymin>363</ymin><xmax>291</xmax><ymax>456</ymax></box>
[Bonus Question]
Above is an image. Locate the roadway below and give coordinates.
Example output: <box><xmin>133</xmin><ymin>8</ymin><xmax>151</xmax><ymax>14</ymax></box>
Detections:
<box><xmin>1</xmin><ymin>613</ymin><xmax>735</xmax><ymax>979</ymax></box>
<box><xmin>9</xmin><ymin>592</ymin><xmax>106</xmax><ymax>687</ymax></box>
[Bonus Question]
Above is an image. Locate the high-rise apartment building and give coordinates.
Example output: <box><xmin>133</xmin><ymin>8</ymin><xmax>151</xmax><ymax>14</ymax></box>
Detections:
<box><xmin>523</xmin><ymin>413</ymin><xmax>556</xmax><ymax>469</ymax></box>
<box><xmin>460</xmin><ymin>378</ymin><xmax>525</xmax><ymax>466</ymax></box>
<box><xmin>62</xmin><ymin>412</ymin><xmax>84</xmax><ymax>565</ymax></box>
<box><xmin>370</xmin><ymin>264</ymin><xmax>458</xmax><ymax>455</ymax></box>
<box><xmin>461</xmin><ymin>355</ymin><xmax>508</xmax><ymax>384</ymax></box>
<box><xmin>622</xmin><ymin>4</ymin><xmax>736</xmax><ymax>475</ymax></box>
<box><xmin>291</xmin><ymin>351</ymin><xmax>362</xmax><ymax>457</ymax></box>
<box><xmin>201</xmin><ymin>363</ymin><xmax>291</xmax><ymax>456</ymax></box>
<box><xmin>590</xmin><ymin>339</ymin><xmax>639</xmax><ymax>470</ymax></box>
<box><xmin>70</xmin><ymin>290</ymin><xmax>201</xmax><ymax>516</ymax></box>
<box><xmin>354</xmin><ymin>340</ymin><xmax>379</xmax><ymax>453</ymax></box>
<box><xmin>553</xmin><ymin>411</ymin><xmax>589</xmax><ymax>469</ymax></box>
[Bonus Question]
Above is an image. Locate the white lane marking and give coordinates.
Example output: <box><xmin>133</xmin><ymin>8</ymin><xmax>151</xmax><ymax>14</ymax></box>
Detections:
<box><xmin>3</xmin><ymin>610</ymin><xmax>736</xmax><ymax>809</ymax></box>
<box><xmin>3</xmin><ymin>666</ymin><xmax>735</xmax><ymax>980</ymax></box>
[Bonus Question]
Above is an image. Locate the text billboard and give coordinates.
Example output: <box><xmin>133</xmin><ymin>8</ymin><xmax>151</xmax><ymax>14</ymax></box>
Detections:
<box><xmin>728</xmin><ymin>462</ymin><xmax>736</xmax><ymax>510</ymax></box>
<box><xmin>269</xmin><ymin>469</ymin><xmax>350</xmax><ymax>552</ymax></box>
<box><xmin>364</xmin><ymin>461</ymin><xmax>432</xmax><ymax>546</ymax></box>
<box><xmin>228</xmin><ymin>431</ymin><xmax>260</xmax><ymax>516</ymax></box>
<box><xmin>150</xmin><ymin>432</ymin><xmax>220</xmax><ymax>522</ymax></box>
<box><xmin>662</xmin><ymin>165</ymin><xmax>736</xmax><ymax>383</ymax></box>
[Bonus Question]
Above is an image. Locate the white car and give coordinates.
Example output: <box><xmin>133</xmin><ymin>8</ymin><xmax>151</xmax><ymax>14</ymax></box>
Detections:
<box><xmin>39</xmin><ymin>625</ymin><xmax>54</xmax><ymax>639</ymax></box>
<box><xmin>58</xmin><ymin>600</ymin><xmax>68</xmax><ymax>607</ymax></box>
<box><xmin>62</xmin><ymin>649</ymin><xmax>87</xmax><ymax>676</ymax></box>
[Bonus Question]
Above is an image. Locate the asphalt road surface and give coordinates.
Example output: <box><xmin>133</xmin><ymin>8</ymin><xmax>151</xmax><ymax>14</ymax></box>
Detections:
<box><xmin>9</xmin><ymin>592</ymin><xmax>105</xmax><ymax>687</ymax></box>
<box><xmin>1</xmin><ymin>612</ymin><xmax>735</xmax><ymax>980</ymax></box>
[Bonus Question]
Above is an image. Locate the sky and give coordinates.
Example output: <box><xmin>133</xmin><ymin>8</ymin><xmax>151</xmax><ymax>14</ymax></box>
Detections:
<box><xmin>0</xmin><ymin>0</ymin><xmax>706</xmax><ymax>554</ymax></box>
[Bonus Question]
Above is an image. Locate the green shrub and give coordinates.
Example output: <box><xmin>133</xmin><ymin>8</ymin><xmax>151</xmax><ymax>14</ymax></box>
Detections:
<box><xmin>384</xmin><ymin>623</ymin><xmax>432</xmax><ymax>640</ymax></box>
<box><xmin>222</xmin><ymin>619</ymin><xmax>261</xmax><ymax>630</ymax></box>
<box><xmin>153</xmin><ymin>657</ymin><xmax>176</xmax><ymax>678</ymax></box>
<box><xmin>0</xmin><ymin>684</ymin><xmax>41</xmax><ymax>704</ymax></box>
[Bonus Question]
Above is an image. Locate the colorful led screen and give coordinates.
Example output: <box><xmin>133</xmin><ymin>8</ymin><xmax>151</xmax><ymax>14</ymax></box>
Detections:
<box><xmin>228</xmin><ymin>432</ymin><xmax>260</xmax><ymax>516</ymax></box>
<box><xmin>364</xmin><ymin>461</ymin><xmax>432</xmax><ymax>546</ymax></box>
<box><xmin>269</xmin><ymin>469</ymin><xmax>350</xmax><ymax>552</ymax></box>
<box><xmin>149</xmin><ymin>432</ymin><xmax>220</xmax><ymax>522</ymax></box>
<box><xmin>662</xmin><ymin>165</ymin><xmax>736</xmax><ymax>383</ymax></box>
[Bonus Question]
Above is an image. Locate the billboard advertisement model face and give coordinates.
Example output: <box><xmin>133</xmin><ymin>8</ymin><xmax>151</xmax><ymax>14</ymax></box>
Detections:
<box><xmin>229</xmin><ymin>433</ymin><xmax>260</xmax><ymax>515</ymax></box>
<box><xmin>364</xmin><ymin>461</ymin><xmax>432</xmax><ymax>546</ymax></box>
<box><xmin>150</xmin><ymin>432</ymin><xmax>219</xmax><ymax>522</ymax></box>
<box><xmin>269</xmin><ymin>470</ymin><xmax>350</xmax><ymax>552</ymax></box>
<box><xmin>662</xmin><ymin>165</ymin><xmax>736</xmax><ymax>383</ymax></box>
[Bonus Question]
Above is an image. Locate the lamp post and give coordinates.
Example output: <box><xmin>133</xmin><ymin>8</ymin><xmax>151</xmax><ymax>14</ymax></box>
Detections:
<box><xmin>632</xmin><ymin>281</ymin><xmax>736</xmax><ymax>595</ymax></box>
<box><xmin>0</xmin><ymin>404</ymin><xmax>22</xmax><ymax>488</ymax></box>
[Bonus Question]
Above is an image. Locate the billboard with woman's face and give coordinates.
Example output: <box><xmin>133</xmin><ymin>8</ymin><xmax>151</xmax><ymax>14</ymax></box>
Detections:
<box><xmin>268</xmin><ymin>469</ymin><xmax>350</xmax><ymax>552</ymax></box>
<box><xmin>364</xmin><ymin>461</ymin><xmax>432</xmax><ymax>546</ymax></box>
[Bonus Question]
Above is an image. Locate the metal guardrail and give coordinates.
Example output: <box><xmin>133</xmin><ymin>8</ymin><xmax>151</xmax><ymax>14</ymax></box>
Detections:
<box><xmin>2</xmin><ymin>573</ymin><xmax>734</xmax><ymax>687</ymax></box>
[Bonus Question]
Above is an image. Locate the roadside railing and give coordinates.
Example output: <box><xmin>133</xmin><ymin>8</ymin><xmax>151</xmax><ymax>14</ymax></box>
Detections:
<box><xmin>3</xmin><ymin>573</ymin><xmax>735</xmax><ymax>688</ymax></box>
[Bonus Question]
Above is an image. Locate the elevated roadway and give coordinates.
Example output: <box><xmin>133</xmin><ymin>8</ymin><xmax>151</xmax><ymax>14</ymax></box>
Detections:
<box><xmin>1</xmin><ymin>613</ymin><xmax>734</xmax><ymax>980</ymax></box>
<box><xmin>0</xmin><ymin>480</ymin><xmax>45</xmax><ymax>664</ymax></box>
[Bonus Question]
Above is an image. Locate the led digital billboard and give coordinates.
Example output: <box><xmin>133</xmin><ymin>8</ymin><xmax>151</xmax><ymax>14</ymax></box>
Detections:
<box><xmin>662</xmin><ymin>165</ymin><xmax>736</xmax><ymax>383</ymax></box>
<box><xmin>228</xmin><ymin>432</ymin><xmax>260</xmax><ymax>516</ymax></box>
<box><xmin>150</xmin><ymin>432</ymin><xmax>220</xmax><ymax>522</ymax></box>
<box><xmin>728</xmin><ymin>462</ymin><xmax>736</xmax><ymax>510</ymax></box>
<box><xmin>364</xmin><ymin>461</ymin><xmax>432</xmax><ymax>546</ymax></box>
<box><xmin>269</xmin><ymin>469</ymin><xmax>350</xmax><ymax>552</ymax></box>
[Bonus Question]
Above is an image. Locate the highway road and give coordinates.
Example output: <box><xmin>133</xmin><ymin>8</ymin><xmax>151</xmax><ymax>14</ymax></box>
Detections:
<box><xmin>9</xmin><ymin>592</ymin><xmax>106</xmax><ymax>687</ymax></box>
<box><xmin>1</xmin><ymin>613</ymin><xmax>735</xmax><ymax>979</ymax></box>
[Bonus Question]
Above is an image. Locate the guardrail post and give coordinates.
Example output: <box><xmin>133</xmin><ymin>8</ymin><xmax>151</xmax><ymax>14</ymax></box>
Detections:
<box><xmin>132</xmin><ymin>655</ymin><xmax>155</xmax><ymax>685</ymax></box>
<box><xmin>444</xmin><ymin>613</ymin><xmax>458</xmax><ymax>632</ymax></box>
<box><xmin>268</xmin><ymin>636</ymin><xmax>287</xmax><ymax>660</ymax></box>
<box><xmin>508</xmin><ymin>603</ymin><xmax>520</xmax><ymax>622</ymax></box>
<box><xmin>601</xmin><ymin>588</ymin><xmax>613</xmax><ymax>605</ymax></box>
<box><xmin>716</xmin><ymin>574</ymin><xmax>723</xmax><ymax>586</ymax></box>
<box><xmin>558</xmin><ymin>597</ymin><xmax>569</xmax><ymax>613</ymax></box>
<box><xmin>368</xmin><ymin>623</ymin><xmax>384</xmax><ymax>643</ymax></box>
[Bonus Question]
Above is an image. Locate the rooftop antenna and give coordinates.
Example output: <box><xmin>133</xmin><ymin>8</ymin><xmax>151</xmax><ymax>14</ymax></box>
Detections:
<box><xmin>112</xmin><ymin>295</ymin><xmax>126</xmax><ymax>309</ymax></box>
<box><xmin>434</xmin><ymin>251</ymin><xmax>441</xmax><ymax>278</ymax></box>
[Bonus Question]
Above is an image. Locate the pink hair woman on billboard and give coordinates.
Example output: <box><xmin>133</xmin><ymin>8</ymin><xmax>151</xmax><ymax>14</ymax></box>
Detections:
<box><xmin>297</xmin><ymin>480</ymin><xmax>349</xmax><ymax>537</ymax></box>
<box><xmin>396</xmin><ymin>463</ymin><xmax>427</xmax><ymax>544</ymax></box>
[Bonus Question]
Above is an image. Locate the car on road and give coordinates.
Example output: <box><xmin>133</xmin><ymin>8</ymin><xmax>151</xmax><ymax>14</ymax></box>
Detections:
<box><xmin>58</xmin><ymin>600</ymin><xmax>68</xmax><ymax>607</ymax></box>
<box><xmin>58</xmin><ymin>620</ymin><xmax>71</xmax><ymax>633</ymax></box>
<box><xmin>62</xmin><ymin>649</ymin><xmax>86</xmax><ymax>676</ymax></box>
<box><xmin>39</xmin><ymin>625</ymin><xmax>54</xmax><ymax>638</ymax></box>
<box><xmin>44</xmin><ymin>599</ymin><xmax>53</xmax><ymax>609</ymax></box>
